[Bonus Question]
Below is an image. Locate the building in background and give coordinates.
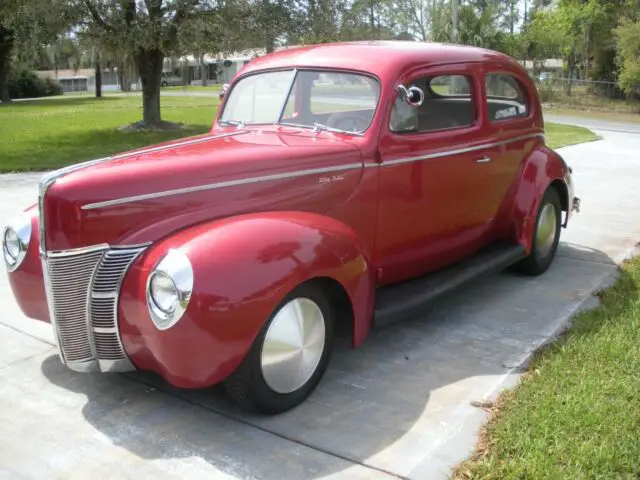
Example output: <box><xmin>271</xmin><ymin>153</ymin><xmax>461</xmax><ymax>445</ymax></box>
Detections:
<box><xmin>35</xmin><ymin>45</ymin><xmax>302</xmax><ymax>93</ymax></box>
<box><xmin>35</xmin><ymin>68</ymin><xmax>122</xmax><ymax>93</ymax></box>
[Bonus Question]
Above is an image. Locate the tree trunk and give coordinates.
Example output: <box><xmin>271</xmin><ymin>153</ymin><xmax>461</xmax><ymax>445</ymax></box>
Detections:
<box><xmin>201</xmin><ymin>55</ymin><xmax>208</xmax><ymax>87</ymax></box>
<box><xmin>0</xmin><ymin>26</ymin><xmax>13</xmax><ymax>103</ymax></box>
<box><xmin>119</xmin><ymin>58</ymin><xmax>133</xmax><ymax>92</ymax></box>
<box><xmin>265</xmin><ymin>33</ymin><xmax>275</xmax><ymax>53</ymax></box>
<box><xmin>95</xmin><ymin>55</ymin><xmax>102</xmax><ymax>98</ymax></box>
<box><xmin>134</xmin><ymin>47</ymin><xmax>164</xmax><ymax>126</ymax></box>
<box><xmin>369</xmin><ymin>0</ymin><xmax>375</xmax><ymax>31</ymax></box>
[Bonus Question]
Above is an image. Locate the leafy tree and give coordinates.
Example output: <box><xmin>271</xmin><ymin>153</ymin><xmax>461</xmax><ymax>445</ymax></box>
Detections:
<box><xmin>76</xmin><ymin>0</ymin><xmax>226</xmax><ymax>128</ymax></box>
<box><xmin>0</xmin><ymin>0</ymin><xmax>73</xmax><ymax>103</ymax></box>
<box><xmin>614</xmin><ymin>16</ymin><xmax>640</xmax><ymax>95</ymax></box>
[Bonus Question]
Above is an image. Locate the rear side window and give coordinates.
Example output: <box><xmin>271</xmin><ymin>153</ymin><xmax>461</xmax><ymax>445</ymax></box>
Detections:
<box><xmin>485</xmin><ymin>74</ymin><xmax>529</xmax><ymax>122</ymax></box>
<box><xmin>389</xmin><ymin>74</ymin><xmax>475</xmax><ymax>133</ymax></box>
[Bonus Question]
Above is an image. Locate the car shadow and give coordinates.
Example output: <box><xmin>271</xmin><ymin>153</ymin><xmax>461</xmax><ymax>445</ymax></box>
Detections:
<box><xmin>40</xmin><ymin>242</ymin><xmax>627</xmax><ymax>479</ymax></box>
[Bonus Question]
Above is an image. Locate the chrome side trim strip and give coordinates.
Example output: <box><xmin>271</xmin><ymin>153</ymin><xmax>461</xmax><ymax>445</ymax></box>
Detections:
<box><xmin>38</xmin><ymin>131</ymin><xmax>246</xmax><ymax>256</ymax></box>
<box><xmin>381</xmin><ymin>133</ymin><xmax>545</xmax><ymax>167</ymax></box>
<box><xmin>80</xmin><ymin>132</ymin><xmax>544</xmax><ymax>211</ymax></box>
<box><xmin>82</xmin><ymin>162</ymin><xmax>364</xmax><ymax>210</ymax></box>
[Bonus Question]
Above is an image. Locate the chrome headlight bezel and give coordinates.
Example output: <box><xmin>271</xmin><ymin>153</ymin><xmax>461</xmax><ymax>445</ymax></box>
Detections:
<box><xmin>146</xmin><ymin>248</ymin><xmax>193</xmax><ymax>330</ymax></box>
<box><xmin>2</xmin><ymin>214</ymin><xmax>32</xmax><ymax>272</ymax></box>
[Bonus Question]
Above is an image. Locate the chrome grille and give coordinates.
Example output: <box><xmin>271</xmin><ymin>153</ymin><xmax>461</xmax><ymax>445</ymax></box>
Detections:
<box><xmin>44</xmin><ymin>245</ymin><xmax>146</xmax><ymax>372</ymax></box>
<box><xmin>90</xmin><ymin>296</ymin><xmax>114</xmax><ymax>329</ymax></box>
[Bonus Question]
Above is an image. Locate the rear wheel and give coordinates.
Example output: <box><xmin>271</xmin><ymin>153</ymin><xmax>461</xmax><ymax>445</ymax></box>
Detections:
<box><xmin>515</xmin><ymin>186</ymin><xmax>562</xmax><ymax>276</ymax></box>
<box><xmin>224</xmin><ymin>282</ymin><xmax>334</xmax><ymax>414</ymax></box>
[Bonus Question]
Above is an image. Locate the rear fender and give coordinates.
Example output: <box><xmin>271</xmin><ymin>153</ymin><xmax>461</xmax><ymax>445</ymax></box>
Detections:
<box><xmin>510</xmin><ymin>146</ymin><xmax>570</xmax><ymax>252</ymax></box>
<box><xmin>119</xmin><ymin>211</ymin><xmax>375</xmax><ymax>388</ymax></box>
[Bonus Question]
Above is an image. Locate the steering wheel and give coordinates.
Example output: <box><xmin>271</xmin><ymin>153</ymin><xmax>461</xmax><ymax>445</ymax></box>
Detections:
<box><xmin>325</xmin><ymin>112</ymin><xmax>370</xmax><ymax>133</ymax></box>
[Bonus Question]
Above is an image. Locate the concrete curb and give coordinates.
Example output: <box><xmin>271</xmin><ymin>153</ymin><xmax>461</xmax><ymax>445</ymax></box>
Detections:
<box><xmin>428</xmin><ymin>245</ymin><xmax>640</xmax><ymax>480</ymax></box>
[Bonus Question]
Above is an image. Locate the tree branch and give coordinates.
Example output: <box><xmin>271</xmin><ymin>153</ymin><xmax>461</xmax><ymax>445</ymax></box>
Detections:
<box><xmin>163</xmin><ymin>0</ymin><xmax>200</xmax><ymax>50</ymax></box>
<box><xmin>82</xmin><ymin>0</ymin><xmax>114</xmax><ymax>32</ymax></box>
<box><xmin>121</xmin><ymin>0</ymin><xmax>136</xmax><ymax>27</ymax></box>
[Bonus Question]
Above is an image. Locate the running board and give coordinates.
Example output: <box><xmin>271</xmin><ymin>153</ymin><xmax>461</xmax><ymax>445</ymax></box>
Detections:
<box><xmin>373</xmin><ymin>242</ymin><xmax>527</xmax><ymax>327</ymax></box>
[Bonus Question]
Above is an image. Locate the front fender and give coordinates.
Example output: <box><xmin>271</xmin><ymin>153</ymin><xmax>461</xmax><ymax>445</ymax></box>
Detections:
<box><xmin>5</xmin><ymin>204</ymin><xmax>50</xmax><ymax>323</ymax></box>
<box><xmin>118</xmin><ymin>211</ymin><xmax>375</xmax><ymax>389</ymax></box>
<box><xmin>510</xmin><ymin>146</ymin><xmax>571</xmax><ymax>251</ymax></box>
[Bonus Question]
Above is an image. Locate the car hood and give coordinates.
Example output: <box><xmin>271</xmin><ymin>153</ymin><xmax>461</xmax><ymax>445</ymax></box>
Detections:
<box><xmin>41</xmin><ymin>128</ymin><xmax>364</xmax><ymax>251</ymax></box>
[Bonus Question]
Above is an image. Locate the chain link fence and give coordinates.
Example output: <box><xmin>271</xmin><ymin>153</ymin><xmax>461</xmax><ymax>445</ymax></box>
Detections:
<box><xmin>533</xmin><ymin>76</ymin><xmax>640</xmax><ymax>113</ymax></box>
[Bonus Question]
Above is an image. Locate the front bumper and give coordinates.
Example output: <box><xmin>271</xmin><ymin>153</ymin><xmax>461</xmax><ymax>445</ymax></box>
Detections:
<box><xmin>562</xmin><ymin>164</ymin><xmax>579</xmax><ymax>227</ymax></box>
<box><xmin>572</xmin><ymin>196</ymin><xmax>581</xmax><ymax>213</ymax></box>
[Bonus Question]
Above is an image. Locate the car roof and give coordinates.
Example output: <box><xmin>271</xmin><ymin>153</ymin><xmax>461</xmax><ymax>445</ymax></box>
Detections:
<box><xmin>240</xmin><ymin>41</ymin><xmax>520</xmax><ymax>80</ymax></box>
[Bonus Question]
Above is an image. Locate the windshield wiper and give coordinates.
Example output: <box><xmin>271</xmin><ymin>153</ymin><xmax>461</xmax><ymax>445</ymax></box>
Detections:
<box><xmin>313</xmin><ymin>122</ymin><xmax>358</xmax><ymax>135</ymax></box>
<box><xmin>219</xmin><ymin>119</ymin><xmax>245</xmax><ymax>128</ymax></box>
<box><xmin>279</xmin><ymin>121</ymin><xmax>355</xmax><ymax>135</ymax></box>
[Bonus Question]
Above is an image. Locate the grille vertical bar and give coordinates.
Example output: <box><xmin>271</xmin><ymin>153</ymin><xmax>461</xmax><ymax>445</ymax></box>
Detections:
<box><xmin>47</xmin><ymin>248</ymin><xmax>106</xmax><ymax>364</ymax></box>
<box><xmin>90</xmin><ymin>247</ymin><xmax>145</xmax><ymax>370</ymax></box>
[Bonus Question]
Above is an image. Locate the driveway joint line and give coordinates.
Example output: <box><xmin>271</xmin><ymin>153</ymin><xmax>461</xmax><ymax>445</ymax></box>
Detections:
<box><xmin>0</xmin><ymin>320</ymin><xmax>56</xmax><ymax>347</ymax></box>
<box><xmin>0</xmin><ymin>349</ymin><xmax>55</xmax><ymax>372</ymax></box>
<box><xmin>125</xmin><ymin>373</ymin><xmax>407</xmax><ymax>480</ymax></box>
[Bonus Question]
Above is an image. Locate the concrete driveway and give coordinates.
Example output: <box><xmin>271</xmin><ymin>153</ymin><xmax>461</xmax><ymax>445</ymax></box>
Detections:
<box><xmin>2</xmin><ymin>118</ymin><xmax>640</xmax><ymax>479</ymax></box>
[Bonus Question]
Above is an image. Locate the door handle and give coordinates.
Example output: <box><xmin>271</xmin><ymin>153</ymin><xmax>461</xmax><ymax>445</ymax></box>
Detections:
<box><xmin>475</xmin><ymin>156</ymin><xmax>492</xmax><ymax>164</ymax></box>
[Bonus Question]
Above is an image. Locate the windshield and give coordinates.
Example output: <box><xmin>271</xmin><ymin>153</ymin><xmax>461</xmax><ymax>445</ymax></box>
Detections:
<box><xmin>219</xmin><ymin>69</ymin><xmax>380</xmax><ymax>134</ymax></box>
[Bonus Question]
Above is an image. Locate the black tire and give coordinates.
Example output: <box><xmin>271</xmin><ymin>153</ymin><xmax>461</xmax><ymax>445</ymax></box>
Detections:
<box><xmin>515</xmin><ymin>186</ymin><xmax>562</xmax><ymax>276</ymax></box>
<box><xmin>223</xmin><ymin>282</ymin><xmax>334</xmax><ymax>414</ymax></box>
<box><xmin>161</xmin><ymin>81</ymin><xmax>168</xmax><ymax>87</ymax></box>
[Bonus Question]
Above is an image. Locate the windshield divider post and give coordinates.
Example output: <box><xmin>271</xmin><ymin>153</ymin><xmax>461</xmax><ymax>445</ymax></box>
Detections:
<box><xmin>276</xmin><ymin>68</ymin><xmax>298</xmax><ymax>125</ymax></box>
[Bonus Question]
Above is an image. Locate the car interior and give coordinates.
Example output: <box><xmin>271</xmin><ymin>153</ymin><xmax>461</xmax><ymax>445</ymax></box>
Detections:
<box><xmin>389</xmin><ymin>74</ymin><xmax>530</xmax><ymax>133</ymax></box>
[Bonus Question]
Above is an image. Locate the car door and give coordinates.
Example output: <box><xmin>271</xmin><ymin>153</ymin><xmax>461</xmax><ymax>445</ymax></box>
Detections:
<box><xmin>373</xmin><ymin>63</ymin><xmax>498</xmax><ymax>285</ymax></box>
<box><xmin>479</xmin><ymin>65</ymin><xmax>543</xmax><ymax>232</ymax></box>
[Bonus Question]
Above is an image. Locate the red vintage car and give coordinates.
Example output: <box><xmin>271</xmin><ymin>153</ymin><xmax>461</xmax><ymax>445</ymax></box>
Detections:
<box><xmin>3</xmin><ymin>41</ymin><xmax>580</xmax><ymax>414</ymax></box>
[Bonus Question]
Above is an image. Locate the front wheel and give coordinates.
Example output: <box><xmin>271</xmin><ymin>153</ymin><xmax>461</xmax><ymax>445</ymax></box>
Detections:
<box><xmin>515</xmin><ymin>186</ymin><xmax>562</xmax><ymax>276</ymax></box>
<box><xmin>223</xmin><ymin>283</ymin><xmax>334</xmax><ymax>414</ymax></box>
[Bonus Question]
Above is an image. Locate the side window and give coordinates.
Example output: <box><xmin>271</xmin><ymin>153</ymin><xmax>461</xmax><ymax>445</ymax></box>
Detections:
<box><xmin>390</xmin><ymin>74</ymin><xmax>475</xmax><ymax>133</ymax></box>
<box><xmin>485</xmin><ymin>74</ymin><xmax>529</xmax><ymax>121</ymax></box>
<box><xmin>310</xmin><ymin>73</ymin><xmax>378</xmax><ymax>114</ymax></box>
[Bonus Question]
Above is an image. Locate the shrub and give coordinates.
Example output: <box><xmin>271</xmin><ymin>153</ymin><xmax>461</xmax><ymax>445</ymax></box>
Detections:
<box><xmin>44</xmin><ymin>76</ymin><xmax>63</xmax><ymax>96</ymax></box>
<box><xmin>8</xmin><ymin>67</ymin><xmax>63</xmax><ymax>99</ymax></box>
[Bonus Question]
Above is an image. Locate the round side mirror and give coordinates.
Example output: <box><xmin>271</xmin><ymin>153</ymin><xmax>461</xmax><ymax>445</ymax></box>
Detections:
<box><xmin>397</xmin><ymin>85</ymin><xmax>424</xmax><ymax>107</ymax></box>
<box><xmin>219</xmin><ymin>83</ymin><xmax>230</xmax><ymax>99</ymax></box>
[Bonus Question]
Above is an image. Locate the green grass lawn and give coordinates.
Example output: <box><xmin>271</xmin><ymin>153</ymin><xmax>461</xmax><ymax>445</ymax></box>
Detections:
<box><xmin>0</xmin><ymin>96</ymin><xmax>219</xmax><ymax>172</ymax></box>
<box><xmin>455</xmin><ymin>256</ymin><xmax>640</xmax><ymax>480</ymax></box>
<box><xmin>544</xmin><ymin>122</ymin><xmax>600</xmax><ymax>149</ymax></box>
<box><xmin>0</xmin><ymin>96</ymin><xmax>598</xmax><ymax>172</ymax></box>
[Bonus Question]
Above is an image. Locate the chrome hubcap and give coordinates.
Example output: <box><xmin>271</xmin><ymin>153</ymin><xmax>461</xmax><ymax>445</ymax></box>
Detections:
<box><xmin>536</xmin><ymin>202</ymin><xmax>557</xmax><ymax>258</ymax></box>
<box><xmin>260</xmin><ymin>297</ymin><xmax>326</xmax><ymax>394</ymax></box>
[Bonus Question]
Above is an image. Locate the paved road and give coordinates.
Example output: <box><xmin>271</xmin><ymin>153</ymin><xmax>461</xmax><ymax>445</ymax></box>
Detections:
<box><xmin>544</xmin><ymin>113</ymin><xmax>640</xmax><ymax>135</ymax></box>
<box><xmin>1</xmin><ymin>124</ymin><xmax>640</xmax><ymax>479</ymax></box>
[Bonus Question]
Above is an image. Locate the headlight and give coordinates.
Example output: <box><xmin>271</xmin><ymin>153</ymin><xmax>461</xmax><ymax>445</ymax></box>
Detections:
<box><xmin>146</xmin><ymin>249</ymin><xmax>193</xmax><ymax>330</ymax></box>
<box><xmin>2</xmin><ymin>214</ymin><xmax>32</xmax><ymax>272</ymax></box>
